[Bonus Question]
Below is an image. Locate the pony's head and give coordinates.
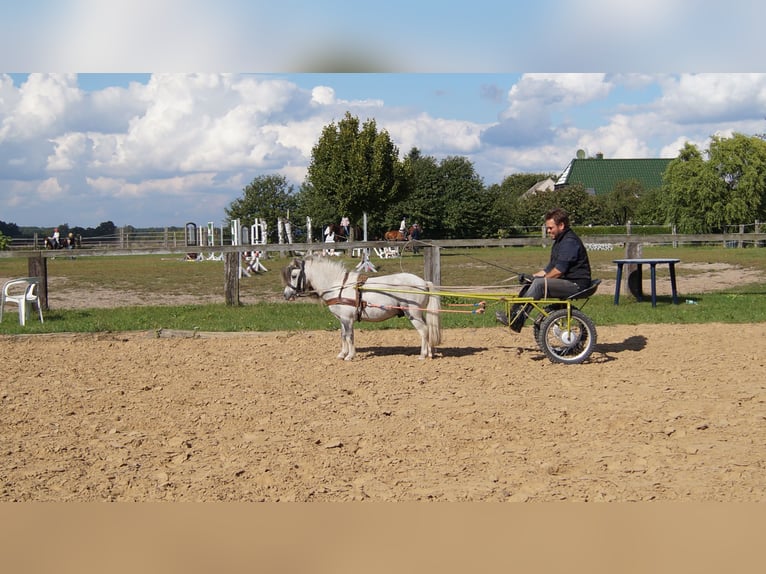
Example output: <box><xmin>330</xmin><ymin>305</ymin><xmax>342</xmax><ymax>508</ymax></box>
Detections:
<box><xmin>281</xmin><ymin>257</ymin><xmax>306</xmax><ymax>300</ymax></box>
<box><xmin>282</xmin><ymin>255</ymin><xmax>349</xmax><ymax>300</ymax></box>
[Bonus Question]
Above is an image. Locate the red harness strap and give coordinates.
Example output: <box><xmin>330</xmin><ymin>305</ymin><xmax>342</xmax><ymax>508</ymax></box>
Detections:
<box><xmin>323</xmin><ymin>272</ymin><xmax>356</xmax><ymax>307</ymax></box>
<box><xmin>322</xmin><ymin>272</ymin><xmax>370</xmax><ymax>321</ymax></box>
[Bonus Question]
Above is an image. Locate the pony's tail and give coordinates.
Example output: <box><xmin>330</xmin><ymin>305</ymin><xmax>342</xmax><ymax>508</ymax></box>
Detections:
<box><xmin>426</xmin><ymin>281</ymin><xmax>442</xmax><ymax>346</ymax></box>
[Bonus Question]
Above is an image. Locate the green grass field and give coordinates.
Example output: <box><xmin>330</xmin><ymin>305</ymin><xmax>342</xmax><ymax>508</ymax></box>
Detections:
<box><xmin>2</xmin><ymin>244</ymin><xmax>765</xmax><ymax>334</ymax></box>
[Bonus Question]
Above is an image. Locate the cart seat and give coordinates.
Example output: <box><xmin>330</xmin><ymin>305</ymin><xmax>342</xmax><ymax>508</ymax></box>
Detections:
<box><xmin>567</xmin><ymin>279</ymin><xmax>601</xmax><ymax>300</ymax></box>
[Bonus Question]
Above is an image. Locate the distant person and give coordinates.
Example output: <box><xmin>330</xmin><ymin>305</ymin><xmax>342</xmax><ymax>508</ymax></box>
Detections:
<box><xmin>399</xmin><ymin>217</ymin><xmax>407</xmax><ymax>238</ymax></box>
<box><xmin>48</xmin><ymin>227</ymin><xmax>61</xmax><ymax>249</ymax></box>
<box><xmin>340</xmin><ymin>216</ymin><xmax>350</xmax><ymax>239</ymax></box>
<box><xmin>496</xmin><ymin>207</ymin><xmax>592</xmax><ymax>332</ymax></box>
<box><xmin>410</xmin><ymin>222</ymin><xmax>422</xmax><ymax>254</ymax></box>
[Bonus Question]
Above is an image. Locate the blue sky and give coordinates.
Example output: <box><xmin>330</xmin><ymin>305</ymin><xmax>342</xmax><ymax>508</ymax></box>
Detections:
<box><xmin>1</xmin><ymin>2</ymin><xmax>765</xmax><ymax>229</ymax></box>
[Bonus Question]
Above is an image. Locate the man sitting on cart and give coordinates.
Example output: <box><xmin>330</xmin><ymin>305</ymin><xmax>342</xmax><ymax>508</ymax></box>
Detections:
<box><xmin>496</xmin><ymin>207</ymin><xmax>592</xmax><ymax>332</ymax></box>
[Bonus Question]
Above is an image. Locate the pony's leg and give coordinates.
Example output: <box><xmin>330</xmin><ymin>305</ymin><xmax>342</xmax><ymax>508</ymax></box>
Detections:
<box><xmin>337</xmin><ymin>320</ymin><xmax>349</xmax><ymax>360</ymax></box>
<box><xmin>343</xmin><ymin>318</ymin><xmax>356</xmax><ymax>360</ymax></box>
<box><xmin>408</xmin><ymin>313</ymin><xmax>432</xmax><ymax>359</ymax></box>
<box><xmin>337</xmin><ymin>315</ymin><xmax>356</xmax><ymax>360</ymax></box>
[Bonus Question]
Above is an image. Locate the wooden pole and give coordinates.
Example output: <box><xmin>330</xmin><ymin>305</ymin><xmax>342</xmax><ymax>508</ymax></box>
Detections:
<box><xmin>28</xmin><ymin>253</ymin><xmax>48</xmax><ymax>311</ymax></box>
<box><xmin>224</xmin><ymin>251</ymin><xmax>240</xmax><ymax>306</ymax></box>
<box><xmin>423</xmin><ymin>245</ymin><xmax>441</xmax><ymax>285</ymax></box>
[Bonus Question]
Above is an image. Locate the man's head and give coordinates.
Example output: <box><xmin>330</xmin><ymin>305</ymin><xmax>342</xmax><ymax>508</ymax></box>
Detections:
<box><xmin>544</xmin><ymin>208</ymin><xmax>570</xmax><ymax>239</ymax></box>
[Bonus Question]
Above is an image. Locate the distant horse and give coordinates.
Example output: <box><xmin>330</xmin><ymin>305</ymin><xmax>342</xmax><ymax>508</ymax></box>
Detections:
<box><xmin>325</xmin><ymin>223</ymin><xmax>362</xmax><ymax>241</ymax></box>
<box><xmin>282</xmin><ymin>255</ymin><xmax>442</xmax><ymax>360</ymax></box>
<box><xmin>384</xmin><ymin>230</ymin><xmax>406</xmax><ymax>241</ymax></box>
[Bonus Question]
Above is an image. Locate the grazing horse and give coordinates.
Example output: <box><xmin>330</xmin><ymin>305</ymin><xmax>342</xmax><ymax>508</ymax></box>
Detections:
<box><xmin>384</xmin><ymin>230</ymin><xmax>406</xmax><ymax>241</ymax></box>
<box><xmin>282</xmin><ymin>255</ymin><xmax>442</xmax><ymax>360</ymax></box>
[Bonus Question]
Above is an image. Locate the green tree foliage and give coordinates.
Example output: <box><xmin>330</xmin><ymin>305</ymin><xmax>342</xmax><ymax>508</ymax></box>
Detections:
<box><xmin>707</xmin><ymin>133</ymin><xmax>766</xmax><ymax>226</ymax></box>
<box><xmin>93</xmin><ymin>221</ymin><xmax>117</xmax><ymax>236</ymax></box>
<box><xmin>662</xmin><ymin>136</ymin><xmax>766</xmax><ymax>233</ymax></box>
<box><xmin>605</xmin><ymin>178</ymin><xmax>643</xmax><ymax>225</ymax></box>
<box><xmin>293</xmin><ymin>182</ymin><xmax>337</xmax><ymax>239</ymax></box>
<box><xmin>487</xmin><ymin>173</ymin><xmax>557</xmax><ymax>235</ymax></box>
<box><xmin>633</xmin><ymin>187</ymin><xmax>666</xmax><ymax>225</ymax></box>
<box><xmin>392</xmin><ymin>150</ymin><xmax>491</xmax><ymax>238</ymax></box>
<box><xmin>305</xmin><ymin>111</ymin><xmax>404</xmax><ymax>236</ymax></box>
<box><xmin>435</xmin><ymin>156</ymin><xmax>492</xmax><ymax>238</ymax></box>
<box><xmin>517</xmin><ymin>184</ymin><xmax>599</xmax><ymax>229</ymax></box>
<box><xmin>225</xmin><ymin>174</ymin><xmax>297</xmax><ymax>241</ymax></box>
<box><xmin>0</xmin><ymin>231</ymin><xmax>10</xmax><ymax>250</ymax></box>
<box><xmin>391</xmin><ymin>148</ymin><xmax>442</xmax><ymax>236</ymax></box>
<box><xmin>0</xmin><ymin>221</ymin><xmax>20</xmax><ymax>237</ymax></box>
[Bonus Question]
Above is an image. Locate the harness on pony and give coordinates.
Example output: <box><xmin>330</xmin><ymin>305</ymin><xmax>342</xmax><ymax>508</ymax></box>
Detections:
<box><xmin>317</xmin><ymin>271</ymin><xmax>376</xmax><ymax>321</ymax></box>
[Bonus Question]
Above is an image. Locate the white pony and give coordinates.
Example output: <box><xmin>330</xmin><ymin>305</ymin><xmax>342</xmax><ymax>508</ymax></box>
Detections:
<box><xmin>282</xmin><ymin>255</ymin><xmax>442</xmax><ymax>360</ymax></box>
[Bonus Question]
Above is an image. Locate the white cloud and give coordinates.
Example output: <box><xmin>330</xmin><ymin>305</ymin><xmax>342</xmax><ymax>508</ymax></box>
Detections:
<box><xmin>506</xmin><ymin>74</ymin><xmax>613</xmax><ymax>114</ymax></box>
<box><xmin>311</xmin><ymin>86</ymin><xmax>336</xmax><ymax>106</ymax></box>
<box><xmin>0</xmin><ymin>74</ymin><xmax>82</xmax><ymax>140</ymax></box>
<box><xmin>656</xmin><ymin>74</ymin><xmax>766</xmax><ymax>124</ymax></box>
<box><xmin>87</xmin><ymin>172</ymin><xmax>220</xmax><ymax>200</ymax></box>
<box><xmin>37</xmin><ymin>176</ymin><xmax>66</xmax><ymax>199</ymax></box>
<box><xmin>4</xmin><ymin>72</ymin><xmax>766</xmax><ymax>226</ymax></box>
<box><xmin>389</xmin><ymin>114</ymin><xmax>484</xmax><ymax>156</ymax></box>
<box><xmin>576</xmin><ymin>114</ymin><xmax>652</xmax><ymax>159</ymax></box>
<box><xmin>47</xmin><ymin>132</ymin><xmax>89</xmax><ymax>170</ymax></box>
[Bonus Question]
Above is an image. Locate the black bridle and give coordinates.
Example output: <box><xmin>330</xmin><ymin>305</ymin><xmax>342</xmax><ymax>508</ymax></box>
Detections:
<box><xmin>288</xmin><ymin>260</ymin><xmax>308</xmax><ymax>294</ymax></box>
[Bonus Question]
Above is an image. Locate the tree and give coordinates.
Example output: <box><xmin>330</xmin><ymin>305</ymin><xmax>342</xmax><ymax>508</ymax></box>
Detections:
<box><xmin>0</xmin><ymin>221</ymin><xmax>20</xmax><ymax>237</ymax></box>
<box><xmin>606</xmin><ymin>179</ymin><xmax>643</xmax><ymax>225</ymax></box>
<box><xmin>634</xmin><ymin>187</ymin><xmax>668</xmax><ymax>225</ymax></box>
<box><xmin>435</xmin><ymin>156</ymin><xmax>491</xmax><ymax>238</ymax></box>
<box><xmin>488</xmin><ymin>173</ymin><xmax>558</xmax><ymax>235</ymax></box>
<box><xmin>663</xmin><ymin>134</ymin><xmax>766</xmax><ymax>233</ymax></box>
<box><xmin>391</xmin><ymin>148</ymin><xmax>443</xmax><ymax>238</ymax></box>
<box><xmin>518</xmin><ymin>184</ymin><xmax>599</xmax><ymax>229</ymax></box>
<box><xmin>305</xmin><ymin>112</ymin><xmax>405</xmax><ymax>237</ymax></box>
<box><xmin>707</xmin><ymin>133</ymin><xmax>766</xmax><ymax>226</ymax></box>
<box><xmin>225</xmin><ymin>174</ymin><xmax>297</xmax><ymax>241</ymax></box>
<box><xmin>93</xmin><ymin>221</ymin><xmax>117</xmax><ymax>237</ymax></box>
<box><xmin>663</xmin><ymin>142</ymin><xmax>729</xmax><ymax>233</ymax></box>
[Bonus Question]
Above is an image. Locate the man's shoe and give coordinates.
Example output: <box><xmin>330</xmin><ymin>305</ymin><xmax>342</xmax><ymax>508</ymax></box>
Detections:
<box><xmin>508</xmin><ymin>304</ymin><xmax>527</xmax><ymax>332</ymax></box>
<box><xmin>495</xmin><ymin>310</ymin><xmax>509</xmax><ymax>326</ymax></box>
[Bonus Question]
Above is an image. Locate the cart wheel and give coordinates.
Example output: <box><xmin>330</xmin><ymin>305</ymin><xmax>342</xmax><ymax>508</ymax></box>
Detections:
<box><xmin>538</xmin><ymin>308</ymin><xmax>597</xmax><ymax>364</ymax></box>
<box><xmin>533</xmin><ymin>304</ymin><xmax>565</xmax><ymax>347</ymax></box>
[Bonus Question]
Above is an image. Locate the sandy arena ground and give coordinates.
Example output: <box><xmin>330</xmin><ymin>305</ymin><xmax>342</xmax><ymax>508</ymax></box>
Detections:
<box><xmin>1</xmin><ymin>264</ymin><xmax>765</xmax><ymax>501</ymax></box>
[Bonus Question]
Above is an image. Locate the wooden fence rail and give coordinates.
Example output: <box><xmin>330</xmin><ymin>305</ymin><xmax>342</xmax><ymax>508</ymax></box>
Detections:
<box><xmin>3</xmin><ymin>233</ymin><xmax>766</xmax><ymax>309</ymax></box>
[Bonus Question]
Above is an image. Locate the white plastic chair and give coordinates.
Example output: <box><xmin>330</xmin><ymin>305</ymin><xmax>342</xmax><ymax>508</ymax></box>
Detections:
<box><xmin>1</xmin><ymin>277</ymin><xmax>44</xmax><ymax>326</ymax></box>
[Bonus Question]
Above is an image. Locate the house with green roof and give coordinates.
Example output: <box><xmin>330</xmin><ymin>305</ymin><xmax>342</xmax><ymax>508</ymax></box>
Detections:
<box><xmin>554</xmin><ymin>156</ymin><xmax>674</xmax><ymax>195</ymax></box>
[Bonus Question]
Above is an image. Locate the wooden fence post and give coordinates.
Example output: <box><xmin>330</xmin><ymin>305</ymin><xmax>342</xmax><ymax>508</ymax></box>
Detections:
<box><xmin>224</xmin><ymin>251</ymin><xmax>240</xmax><ymax>306</ymax></box>
<box><xmin>423</xmin><ymin>245</ymin><xmax>441</xmax><ymax>286</ymax></box>
<box><xmin>28</xmin><ymin>253</ymin><xmax>49</xmax><ymax>311</ymax></box>
<box><xmin>624</xmin><ymin>241</ymin><xmax>643</xmax><ymax>298</ymax></box>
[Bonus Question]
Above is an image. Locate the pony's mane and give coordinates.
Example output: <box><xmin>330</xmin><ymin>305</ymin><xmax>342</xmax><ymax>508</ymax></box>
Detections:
<box><xmin>299</xmin><ymin>255</ymin><xmax>352</xmax><ymax>293</ymax></box>
<box><xmin>304</xmin><ymin>254</ymin><xmax>349</xmax><ymax>276</ymax></box>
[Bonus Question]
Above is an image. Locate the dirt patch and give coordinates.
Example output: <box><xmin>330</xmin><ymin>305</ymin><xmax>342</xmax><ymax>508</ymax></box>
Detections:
<box><xmin>2</xmin><ymin>262</ymin><xmax>764</xmax><ymax>501</ymax></box>
<box><xmin>2</xmin><ymin>322</ymin><xmax>765</xmax><ymax>501</ymax></box>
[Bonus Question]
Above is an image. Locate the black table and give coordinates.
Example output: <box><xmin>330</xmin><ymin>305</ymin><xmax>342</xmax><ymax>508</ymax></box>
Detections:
<box><xmin>613</xmin><ymin>258</ymin><xmax>680</xmax><ymax>307</ymax></box>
